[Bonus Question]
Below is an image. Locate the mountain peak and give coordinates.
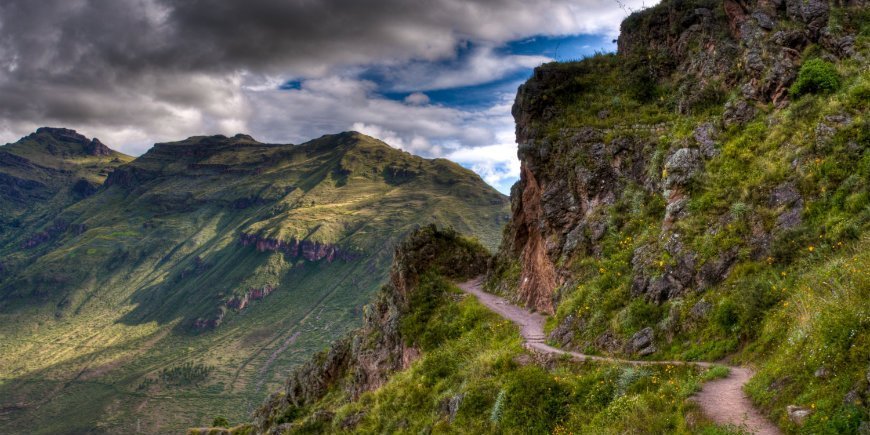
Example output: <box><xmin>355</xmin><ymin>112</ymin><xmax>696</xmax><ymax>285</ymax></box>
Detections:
<box><xmin>11</xmin><ymin>127</ymin><xmax>117</xmax><ymax>157</ymax></box>
<box><xmin>34</xmin><ymin>127</ymin><xmax>88</xmax><ymax>144</ymax></box>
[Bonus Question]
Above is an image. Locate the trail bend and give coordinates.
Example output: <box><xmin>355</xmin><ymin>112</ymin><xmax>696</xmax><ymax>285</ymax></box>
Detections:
<box><xmin>457</xmin><ymin>277</ymin><xmax>780</xmax><ymax>435</ymax></box>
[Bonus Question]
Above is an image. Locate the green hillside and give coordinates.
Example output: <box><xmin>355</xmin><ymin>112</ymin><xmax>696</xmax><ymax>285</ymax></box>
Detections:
<box><xmin>0</xmin><ymin>127</ymin><xmax>133</xmax><ymax>249</ymax></box>
<box><xmin>0</xmin><ymin>130</ymin><xmax>508</xmax><ymax>433</ymax></box>
<box><xmin>240</xmin><ymin>1</ymin><xmax>870</xmax><ymax>434</ymax></box>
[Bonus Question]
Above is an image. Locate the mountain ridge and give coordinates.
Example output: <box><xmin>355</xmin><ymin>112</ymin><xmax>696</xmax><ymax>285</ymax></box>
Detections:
<box><xmin>0</xmin><ymin>127</ymin><xmax>509</xmax><ymax>433</ymax></box>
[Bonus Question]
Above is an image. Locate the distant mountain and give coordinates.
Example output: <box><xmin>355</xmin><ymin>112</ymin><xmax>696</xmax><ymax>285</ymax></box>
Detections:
<box><xmin>0</xmin><ymin>129</ymin><xmax>508</xmax><ymax>433</ymax></box>
<box><xmin>0</xmin><ymin>127</ymin><xmax>132</xmax><ymax>247</ymax></box>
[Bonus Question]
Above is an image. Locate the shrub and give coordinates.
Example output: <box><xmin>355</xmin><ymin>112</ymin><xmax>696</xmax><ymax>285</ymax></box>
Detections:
<box><xmin>713</xmin><ymin>298</ymin><xmax>739</xmax><ymax>332</ymax></box>
<box><xmin>498</xmin><ymin>366</ymin><xmax>569</xmax><ymax>432</ymax></box>
<box><xmin>212</xmin><ymin>416</ymin><xmax>229</xmax><ymax>428</ymax></box>
<box><xmin>790</xmin><ymin>59</ymin><xmax>841</xmax><ymax>97</ymax></box>
<box><xmin>621</xmin><ymin>299</ymin><xmax>665</xmax><ymax>333</ymax></box>
<box><xmin>701</xmin><ymin>365</ymin><xmax>730</xmax><ymax>381</ymax></box>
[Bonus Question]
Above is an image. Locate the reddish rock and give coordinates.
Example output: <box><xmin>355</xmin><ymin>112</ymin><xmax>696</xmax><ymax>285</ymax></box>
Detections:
<box><xmin>20</xmin><ymin>219</ymin><xmax>71</xmax><ymax>249</ymax></box>
<box><xmin>227</xmin><ymin>294</ymin><xmax>249</xmax><ymax>310</ymax></box>
<box><xmin>193</xmin><ymin>307</ymin><xmax>226</xmax><ymax>331</ymax></box>
<box><xmin>250</xmin><ymin>285</ymin><xmax>275</xmax><ymax>301</ymax></box>
<box><xmin>239</xmin><ymin>233</ymin><xmax>355</xmax><ymax>262</ymax></box>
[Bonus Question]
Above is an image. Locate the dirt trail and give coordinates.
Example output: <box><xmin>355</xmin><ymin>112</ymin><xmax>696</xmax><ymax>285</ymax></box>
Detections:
<box><xmin>458</xmin><ymin>277</ymin><xmax>780</xmax><ymax>435</ymax></box>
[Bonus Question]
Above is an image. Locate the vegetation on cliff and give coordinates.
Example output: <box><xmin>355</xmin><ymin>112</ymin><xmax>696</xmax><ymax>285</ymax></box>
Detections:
<box><xmin>246</xmin><ymin>0</ymin><xmax>869</xmax><ymax>433</ymax></box>
<box><xmin>236</xmin><ymin>226</ymin><xmax>737</xmax><ymax>435</ymax></box>
<box><xmin>247</xmin><ymin>225</ymin><xmax>492</xmax><ymax>433</ymax></box>
<box><xmin>488</xmin><ymin>0</ymin><xmax>869</xmax><ymax>432</ymax></box>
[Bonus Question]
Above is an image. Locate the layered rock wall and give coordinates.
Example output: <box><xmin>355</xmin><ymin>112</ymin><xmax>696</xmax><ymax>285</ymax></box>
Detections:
<box><xmin>239</xmin><ymin>233</ymin><xmax>356</xmax><ymax>263</ymax></box>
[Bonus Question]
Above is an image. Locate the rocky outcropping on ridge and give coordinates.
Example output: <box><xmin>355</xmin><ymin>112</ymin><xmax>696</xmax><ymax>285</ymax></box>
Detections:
<box><xmin>491</xmin><ymin>0</ymin><xmax>862</xmax><ymax>315</ymax></box>
<box><xmin>239</xmin><ymin>233</ymin><xmax>356</xmax><ymax>263</ymax></box>
<box><xmin>253</xmin><ymin>225</ymin><xmax>490</xmax><ymax>433</ymax></box>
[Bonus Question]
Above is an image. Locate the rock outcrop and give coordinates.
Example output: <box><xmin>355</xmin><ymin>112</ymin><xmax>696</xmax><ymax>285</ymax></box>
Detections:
<box><xmin>192</xmin><ymin>284</ymin><xmax>277</xmax><ymax>331</ymax></box>
<box><xmin>490</xmin><ymin>0</ymin><xmax>861</xmax><ymax>317</ymax></box>
<box><xmin>29</xmin><ymin>127</ymin><xmax>113</xmax><ymax>157</ymax></box>
<box><xmin>20</xmin><ymin>219</ymin><xmax>73</xmax><ymax>249</ymax></box>
<box><xmin>226</xmin><ymin>285</ymin><xmax>276</xmax><ymax>311</ymax></box>
<box><xmin>239</xmin><ymin>233</ymin><xmax>356</xmax><ymax>263</ymax></box>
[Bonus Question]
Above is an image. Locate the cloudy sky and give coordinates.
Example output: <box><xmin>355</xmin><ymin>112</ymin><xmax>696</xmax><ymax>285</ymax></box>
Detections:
<box><xmin>0</xmin><ymin>0</ymin><xmax>651</xmax><ymax>193</ymax></box>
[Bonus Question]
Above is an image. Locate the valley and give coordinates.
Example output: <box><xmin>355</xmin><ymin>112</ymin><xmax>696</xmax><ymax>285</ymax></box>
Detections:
<box><xmin>0</xmin><ymin>130</ymin><xmax>508</xmax><ymax>433</ymax></box>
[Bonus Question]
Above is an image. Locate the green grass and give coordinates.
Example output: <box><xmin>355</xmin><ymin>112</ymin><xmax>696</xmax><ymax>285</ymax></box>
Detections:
<box><xmin>790</xmin><ymin>59</ymin><xmax>842</xmax><ymax>98</ymax></box>
<box><xmin>484</xmin><ymin>3</ymin><xmax>870</xmax><ymax>433</ymax></box>
<box><xmin>0</xmin><ymin>132</ymin><xmax>508</xmax><ymax>433</ymax></box>
<box><xmin>267</xmin><ymin>274</ymin><xmax>734</xmax><ymax>434</ymax></box>
<box><xmin>701</xmin><ymin>366</ymin><xmax>731</xmax><ymax>382</ymax></box>
<box><xmin>745</xmin><ymin>237</ymin><xmax>870</xmax><ymax>433</ymax></box>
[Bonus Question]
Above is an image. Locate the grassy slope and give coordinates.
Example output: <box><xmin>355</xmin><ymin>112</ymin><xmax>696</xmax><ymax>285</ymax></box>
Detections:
<box><xmin>0</xmin><ymin>132</ymin><xmax>508</xmax><ymax>433</ymax></box>
<box><xmin>241</xmin><ymin>3</ymin><xmax>869</xmax><ymax>434</ymax></box>
<box><xmin>505</xmin><ymin>5</ymin><xmax>869</xmax><ymax>434</ymax></box>
<box><xmin>243</xmin><ymin>272</ymin><xmax>735</xmax><ymax>435</ymax></box>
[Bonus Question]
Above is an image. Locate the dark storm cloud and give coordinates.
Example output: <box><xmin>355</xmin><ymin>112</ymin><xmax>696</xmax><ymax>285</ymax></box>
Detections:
<box><xmin>0</xmin><ymin>0</ymin><xmax>645</xmax><ymax>159</ymax></box>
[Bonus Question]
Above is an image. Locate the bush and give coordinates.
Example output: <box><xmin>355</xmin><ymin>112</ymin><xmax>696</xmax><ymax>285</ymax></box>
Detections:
<box><xmin>713</xmin><ymin>298</ymin><xmax>739</xmax><ymax>331</ymax></box>
<box><xmin>790</xmin><ymin>59</ymin><xmax>841</xmax><ymax>97</ymax></box>
<box><xmin>498</xmin><ymin>366</ymin><xmax>569</xmax><ymax>432</ymax></box>
<box><xmin>212</xmin><ymin>416</ymin><xmax>229</xmax><ymax>428</ymax></box>
<box><xmin>701</xmin><ymin>365</ymin><xmax>730</xmax><ymax>381</ymax></box>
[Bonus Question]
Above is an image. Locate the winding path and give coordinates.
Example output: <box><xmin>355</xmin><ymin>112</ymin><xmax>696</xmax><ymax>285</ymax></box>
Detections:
<box><xmin>457</xmin><ymin>277</ymin><xmax>780</xmax><ymax>435</ymax></box>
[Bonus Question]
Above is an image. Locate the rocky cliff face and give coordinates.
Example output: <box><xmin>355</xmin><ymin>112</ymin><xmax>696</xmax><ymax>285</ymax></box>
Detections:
<box><xmin>239</xmin><ymin>233</ymin><xmax>356</xmax><ymax>263</ymax></box>
<box><xmin>253</xmin><ymin>225</ymin><xmax>489</xmax><ymax>433</ymax></box>
<box><xmin>29</xmin><ymin>127</ymin><xmax>113</xmax><ymax>157</ymax></box>
<box><xmin>192</xmin><ymin>284</ymin><xmax>277</xmax><ymax>331</ymax></box>
<box><xmin>491</xmin><ymin>0</ymin><xmax>864</xmax><ymax>315</ymax></box>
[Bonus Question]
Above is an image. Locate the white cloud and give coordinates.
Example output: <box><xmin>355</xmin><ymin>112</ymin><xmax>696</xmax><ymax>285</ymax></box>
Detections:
<box><xmin>378</xmin><ymin>45</ymin><xmax>551</xmax><ymax>92</ymax></box>
<box><xmin>404</xmin><ymin>92</ymin><xmax>430</xmax><ymax>105</ymax></box>
<box><xmin>447</xmin><ymin>142</ymin><xmax>521</xmax><ymax>191</ymax></box>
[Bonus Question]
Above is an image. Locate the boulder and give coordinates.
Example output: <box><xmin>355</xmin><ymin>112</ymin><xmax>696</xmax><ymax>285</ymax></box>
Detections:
<box><xmin>693</xmin><ymin>123</ymin><xmax>719</xmax><ymax>158</ymax></box>
<box><xmin>549</xmin><ymin>314</ymin><xmax>580</xmax><ymax>347</ymax></box>
<box><xmin>814</xmin><ymin>366</ymin><xmax>830</xmax><ymax>379</ymax></box>
<box><xmin>752</xmin><ymin>11</ymin><xmax>776</xmax><ymax>30</ymax></box>
<box><xmin>439</xmin><ymin>394</ymin><xmax>464</xmax><ymax>422</ymax></box>
<box><xmin>690</xmin><ymin>300</ymin><xmax>712</xmax><ymax>320</ymax></box>
<box><xmin>786</xmin><ymin>405</ymin><xmax>812</xmax><ymax>425</ymax></box>
<box><xmin>769</xmin><ymin>182</ymin><xmax>801</xmax><ymax>208</ymax></box>
<box><xmin>723</xmin><ymin>99</ymin><xmax>757</xmax><ymax>127</ymax></box>
<box><xmin>777</xmin><ymin>201</ymin><xmax>803</xmax><ymax>231</ymax></box>
<box><xmin>770</xmin><ymin>182</ymin><xmax>804</xmax><ymax>231</ymax></box>
<box><xmin>627</xmin><ymin>327</ymin><xmax>657</xmax><ymax>356</ymax></box>
<box><xmin>844</xmin><ymin>389</ymin><xmax>861</xmax><ymax>405</ymax></box>
<box><xmin>697</xmin><ymin>248</ymin><xmax>738</xmax><ymax>290</ymax></box>
<box><xmin>595</xmin><ymin>330</ymin><xmax>622</xmax><ymax>353</ymax></box>
<box><xmin>800</xmin><ymin>0</ymin><xmax>830</xmax><ymax>39</ymax></box>
<box><xmin>663</xmin><ymin>148</ymin><xmax>702</xmax><ymax>190</ymax></box>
